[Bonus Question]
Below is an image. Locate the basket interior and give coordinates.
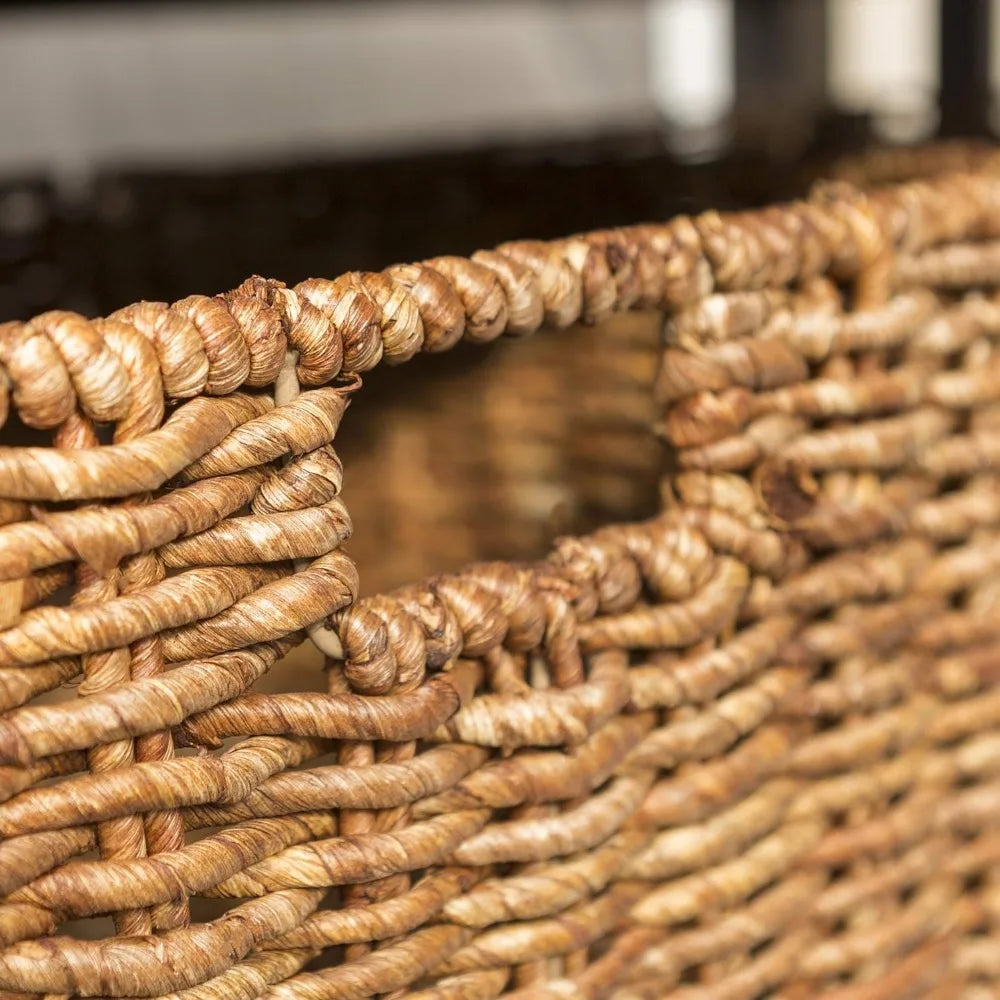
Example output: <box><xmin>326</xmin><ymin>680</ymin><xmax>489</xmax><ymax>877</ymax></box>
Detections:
<box><xmin>339</xmin><ymin>312</ymin><xmax>664</xmax><ymax>595</ymax></box>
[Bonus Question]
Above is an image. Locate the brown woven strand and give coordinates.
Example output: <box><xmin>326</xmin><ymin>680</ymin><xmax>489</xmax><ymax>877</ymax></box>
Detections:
<box><xmin>1</xmin><ymin>159</ymin><xmax>1000</xmax><ymax>997</ymax></box>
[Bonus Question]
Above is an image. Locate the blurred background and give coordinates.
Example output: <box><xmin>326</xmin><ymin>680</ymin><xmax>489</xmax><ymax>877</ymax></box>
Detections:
<box><xmin>2</xmin><ymin>0</ymin><xmax>999</xmax><ymax>596</ymax></box>
<box><xmin>0</xmin><ymin>0</ymin><xmax>997</xmax><ymax>321</ymax></box>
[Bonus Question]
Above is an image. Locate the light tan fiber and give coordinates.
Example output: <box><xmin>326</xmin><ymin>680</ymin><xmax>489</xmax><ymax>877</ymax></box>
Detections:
<box><xmin>1</xmin><ymin>155</ymin><xmax>1000</xmax><ymax>997</ymax></box>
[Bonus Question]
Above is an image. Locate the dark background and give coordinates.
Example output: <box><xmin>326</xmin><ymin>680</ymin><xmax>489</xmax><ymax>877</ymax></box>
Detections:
<box><xmin>0</xmin><ymin>0</ymin><xmax>993</xmax><ymax>321</ymax></box>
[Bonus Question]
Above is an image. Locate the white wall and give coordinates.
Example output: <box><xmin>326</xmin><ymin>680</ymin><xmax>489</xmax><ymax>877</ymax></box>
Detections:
<box><xmin>0</xmin><ymin>1</ymin><xmax>656</xmax><ymax>175</ymax></box>
<box><xmin>1</xmin><ymin>0</ymin><xmax>966</xmax><ymax>177</ymax></box>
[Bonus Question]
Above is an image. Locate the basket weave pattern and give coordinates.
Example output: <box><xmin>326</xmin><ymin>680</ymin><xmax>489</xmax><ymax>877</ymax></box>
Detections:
<box><xmin>1</xmin><ymin>165</ymin><xmax>1000</xmax><ymax>997</ymax></box>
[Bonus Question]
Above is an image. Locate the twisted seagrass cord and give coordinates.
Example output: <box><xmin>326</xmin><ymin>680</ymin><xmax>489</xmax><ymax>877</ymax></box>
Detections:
<box><xmin>1</xmin><ymin>161</ymin><xmax>1000</xmax><ymax>997</ymax></box>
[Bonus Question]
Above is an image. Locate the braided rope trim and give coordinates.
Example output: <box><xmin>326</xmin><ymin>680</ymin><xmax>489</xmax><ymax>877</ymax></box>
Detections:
<box><xmin>1</xmin><ymin>170</ymin><xmax>999</xmax><ymax>446</ymax></box>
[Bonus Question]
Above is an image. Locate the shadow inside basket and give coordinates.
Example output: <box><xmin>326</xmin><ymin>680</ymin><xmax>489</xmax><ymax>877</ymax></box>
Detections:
<box><xmin>255</xmin><ymin>310</ymin><xmax>665</xmax><ymax>697</ymax></box>
<box><xmin>338</xmin><ymin>311</ymin><xmax>665</xmax><ymax>597</ymax></box>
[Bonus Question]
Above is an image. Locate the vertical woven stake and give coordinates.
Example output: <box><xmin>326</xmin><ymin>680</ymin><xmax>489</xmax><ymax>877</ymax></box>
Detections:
<box><xmin>58</xmin><ymin>411</ymin><xmax>153</xmax><ymax>937</ymax></box>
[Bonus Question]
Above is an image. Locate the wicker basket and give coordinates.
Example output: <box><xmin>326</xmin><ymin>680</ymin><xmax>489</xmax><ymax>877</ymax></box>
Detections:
<box><xmin>2</xmin><ymin>151</ymin><xmax>1000</xmax><ymax>998</ymax></box>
